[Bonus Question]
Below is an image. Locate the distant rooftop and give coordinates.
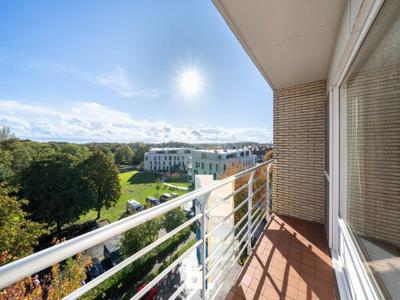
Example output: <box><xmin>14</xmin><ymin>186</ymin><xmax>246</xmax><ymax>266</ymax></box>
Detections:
<box><xmin>193</xmin><ymin>148</ymin><xmax>250</xmax><ymax>154</ymax></box>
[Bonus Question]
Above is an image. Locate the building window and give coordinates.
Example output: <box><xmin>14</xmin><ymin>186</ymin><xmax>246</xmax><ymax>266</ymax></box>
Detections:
<box><xmin>216</xmin><ymin>164</ymin><xmax>219</xmax><ymax>172</ymax></box>
<box><xmin>339</xmin><ymin>3</ymin><xmax>400</xmax><ymax>298</ymax></box>
<box><xmin>201</xmin><ymin>163</ymin><xmax>204</xmax><ymax>170</ymax></box>
<box><xmin>209</xmin><ymin>163</ymin><xmax>212</xmax><ymax>171</ymax></box>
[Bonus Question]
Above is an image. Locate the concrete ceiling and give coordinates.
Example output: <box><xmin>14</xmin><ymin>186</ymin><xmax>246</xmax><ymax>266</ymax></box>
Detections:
<box><xmin>213</xmin><ymin>0</ymin><xmax>346</xmax><ymax>90</ymax></box>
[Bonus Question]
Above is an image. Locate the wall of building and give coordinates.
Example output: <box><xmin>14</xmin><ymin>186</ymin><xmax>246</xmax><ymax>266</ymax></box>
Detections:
<box><xmin>273</xmin><ymin>80</ymin><xmax>326</xmax><ymax>223</ymax></box>
<box><xmin>144</xmin><ymin>149</ymin><xmax>191</xmax><ymax>172</ymax></box>
<box><xmin>191</xmin><ymin>149</ymin><xmax>257</xmax><ymax>179</ymax></box>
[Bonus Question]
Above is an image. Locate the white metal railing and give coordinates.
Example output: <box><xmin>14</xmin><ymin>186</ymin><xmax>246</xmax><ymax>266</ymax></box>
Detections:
<box><xmin>0</xmin><ymin>159</ymin><xmax>273</xmax><ymax>300</ymax></box>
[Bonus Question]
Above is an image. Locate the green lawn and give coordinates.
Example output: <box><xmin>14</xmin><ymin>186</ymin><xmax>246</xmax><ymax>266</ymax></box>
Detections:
<box><xmin>79</xmin><ymin>171</ymin><xmax>192</xmax><ymax>223</ymax></box>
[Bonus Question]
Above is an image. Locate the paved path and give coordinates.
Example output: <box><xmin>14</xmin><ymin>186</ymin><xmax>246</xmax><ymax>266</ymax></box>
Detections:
<box><xmin>162</xmin><ymin>182</ymin><xmax>189</xmax><ymax>191</ymax></box>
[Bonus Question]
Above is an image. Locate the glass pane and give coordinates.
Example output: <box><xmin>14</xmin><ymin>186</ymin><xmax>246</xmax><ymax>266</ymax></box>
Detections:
<box><xmin>340</xmin><ymin>1</ymin><xmax>400</xmax><ymax>298</ymax></box>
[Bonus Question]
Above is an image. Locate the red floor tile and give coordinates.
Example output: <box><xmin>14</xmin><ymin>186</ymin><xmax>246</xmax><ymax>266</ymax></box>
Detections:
<box><xmin>227</xmin><ymin>214</ymin><xmax>339</xmax><ymax>300</ymax></box>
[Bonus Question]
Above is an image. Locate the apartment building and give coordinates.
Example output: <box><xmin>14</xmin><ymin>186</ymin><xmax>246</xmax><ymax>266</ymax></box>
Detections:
<box><xmin>191</xmin><ymin>149</ymin><xmax>257</xmax><ymax>179</ymax></box>
<box><xmin>143</xmin><ymin>148</ymin><xmax>191</xmax><ymax>172</ymax></box>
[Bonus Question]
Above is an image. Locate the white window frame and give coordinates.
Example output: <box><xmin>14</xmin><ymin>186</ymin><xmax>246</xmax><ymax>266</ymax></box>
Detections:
<box><xmin>329</xmin><ymin>0</ymin><xmax>385</xmax><ymax>299</ymax></box>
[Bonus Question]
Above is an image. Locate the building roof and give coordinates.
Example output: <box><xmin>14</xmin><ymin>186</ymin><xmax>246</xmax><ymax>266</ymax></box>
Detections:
<box><xmin>213</xmin><ymin>0</ymin><xmax>345</xmax><ymax>89</ymax></box>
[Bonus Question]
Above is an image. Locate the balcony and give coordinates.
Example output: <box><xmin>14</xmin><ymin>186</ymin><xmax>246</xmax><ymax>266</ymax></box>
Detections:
<box><xmin>0</xmin><ymin>160</ymin><xmax>338</xmax><ymax>300</ymax></box>
<box><xmin>227</xmin><ymin>215</ymin><xmax>338</xmax><ymax>300</ymax></box>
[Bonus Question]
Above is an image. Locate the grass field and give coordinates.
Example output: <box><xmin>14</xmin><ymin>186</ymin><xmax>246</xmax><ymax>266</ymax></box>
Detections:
<box><xmin>79</xmin><ymin>171</ymin><xmax>192</xmax><ymax>223</ymax></box>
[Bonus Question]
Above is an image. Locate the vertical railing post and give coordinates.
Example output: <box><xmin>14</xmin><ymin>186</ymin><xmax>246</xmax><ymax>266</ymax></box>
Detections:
<box><xmin>200</xmin><ymin>192</ymin><xmax>211</xmax><ymax>299</ymax></box>
<box><xmin>266</xmin><ymin>163</ymin><xmax>272</xmax><ymax>218</ymax></box>
<box><xmin>247</xmin><ymin>171</ymin><xmax>256</xmax><ymax>255</ymax></box>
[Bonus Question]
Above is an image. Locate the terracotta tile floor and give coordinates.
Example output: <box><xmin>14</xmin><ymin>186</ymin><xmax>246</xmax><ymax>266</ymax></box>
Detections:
<box><xmin>227</xmin><ymin>214</ymin><xmax>339</xmax><ymax>300</ymax></box>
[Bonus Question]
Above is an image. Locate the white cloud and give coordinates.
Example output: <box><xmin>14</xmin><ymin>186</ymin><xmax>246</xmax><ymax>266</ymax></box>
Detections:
<box><xmin>96</xmin><ymin>66</ymin><xmax>160</xmax><ymax>98</ymax></box>
<box><xmin>29</xmin><ymin>62</ymin><xmax>159</xmax><ymax>99</ymax></box>
<box><xmin>0</xmin><ymin>100</ymin><xmax>272</xmax><ymax>143</ymax></box>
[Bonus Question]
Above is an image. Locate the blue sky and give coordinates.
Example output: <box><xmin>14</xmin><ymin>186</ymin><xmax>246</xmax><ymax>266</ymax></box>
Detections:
<box><xmin>0</xmin><ymin>0</ymin><xmax>272</xmax><ymax>143</ymax></box>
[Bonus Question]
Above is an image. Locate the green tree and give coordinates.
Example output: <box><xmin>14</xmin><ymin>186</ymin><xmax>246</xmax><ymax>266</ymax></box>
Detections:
<box><xmin>131</xmin><ymin>144</ymin><xmax>149</xmax><ymax>164</ymax></box>
<box><xmin>121</xmin><ymin>218</ymin><xmax>163</xmax><ymax>257</ymax></box>
<box><xmin>0</xmin><ymin>184</ymin><xmax>47</xmax><ymax>264</ymax></box>
<box><xmin>21</xmin><ymin>154</ymin><xmax>92</xmax><ymax>236</ymax></box>
<box><xmin>164</xmin><ymin>208</ymin><xmax>187</xmax><ymax>233</ymax></box>
<box><xmin>0</xmin><ymin>148</ymin><xmax>14</xmax><ymax>184</ymax></box>
<box><xmin>84</xmin><ymin>151</ymin><xmax>121</xmax><ymax>220</ymax></box>
<box><xmin>114</xmin><ymin>145</ymin><xmax>134</xmax><ymax>165</ymax></box>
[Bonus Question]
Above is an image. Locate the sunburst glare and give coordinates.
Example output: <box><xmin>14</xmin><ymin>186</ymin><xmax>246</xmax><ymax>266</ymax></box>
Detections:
<box><xmin>178</xmin><ymin>69</ymin><xmax>203</xmax><ymax>96</ymax></box>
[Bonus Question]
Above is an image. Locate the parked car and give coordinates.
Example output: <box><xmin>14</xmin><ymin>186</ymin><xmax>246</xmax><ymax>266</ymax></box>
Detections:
<box><xmin>88</xmin><ymin>257</ymin><xmax>104</xmax><ymax>279</ymax></box>
<box><xmin>171</xmin><ymin>192</ymin><xmax>179</xmax><ymax>198</ymax></box>
<box><xmin>136</xmin><ymin>284</ymin><xmax>158</xmax><ymax>300</ymax></box>
<box><xmin>145</xmin><ymin>196</ymin><xmax>160</xmax><ymax>206</ymax></box>
<box><xmin>104</xmin><ymin>240</ymin><xmax>122</xmax><ymax>267</ymax></box>
<box><xmin>159</xmin><ymin>193</ymin><xmax>172</xmax><ymax>203</ymax></box>
<box><xmin>126</xmin><ymin>199</ymin><xmax>144</xmax><ymax>215</ymax></box>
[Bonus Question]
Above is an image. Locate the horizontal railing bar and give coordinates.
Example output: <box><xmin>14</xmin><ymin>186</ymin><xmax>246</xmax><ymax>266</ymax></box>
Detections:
<box><xmin>233</xmin><ymin>196</ymin><xmax>249</xmax><ymax>213</ymax></box>
<box><xmin>252</xmin><ymin>184</ymin><xmax>265</xmax><ymax>196</ymax></box>
<box><xmin>233</xmin><ymin>183</ymin><xmax>248</xmax><ymax>195</ymax></box>
<box><xmin>131</xmin><ymin>240</ymin><xmax>202</xmax><ymax>300</ymax></box>
<box><xmin>205</xmin><ymin>192</ymin><xmax>233</xmax><ymax>214</ymax></box>
<box><xmin>252</xmin><ymin>194</ymin><xmax>266</xmax><ymax>210</ymax></box>
<box><xmin>251</xmin><ymin>206</ymin><xmax>263</xmax><ymax>221</ymax></box>
<box><xmin>235</xmin><ymin>227</ymin><xmax>249</xmax><ymax>252</ymax></box>
<box><xmin>251</xmin><ymin>210</ymin><xmax>268</xmax><ymax>237</ymax></box>
<box><xmin>234</xmin><ymin>221</ymin><xmax>248</xmax><ymax>242</ymax></box>
<box><xmin>185</xmin><ymin>288</ymin><xmax>200</xmax><ymax>300</ymax></box>
<box><xmin>205</xmin><ymin>212</ymin><xmax>236</xmax><ymax>239</ymax></box>
<box><xmin>252</xmin><ymin>207</ymin><xmax>267</xmax><ymax>229</ymax></box>
<box><xmin>168</xmin><ymin>281</ymin><xmax>186</xmax><ymax>300</ymax></box>
<box><xmin>205</xmin><ymin>238</ymin><xmax>235</xmax><ymax>280</ymax></box>
<box><xmin>63</xmin><ymin>214</ymin><xmax>202</xmax><ymax>300</ymax></box>
<box><xmin>206</xmin><ymin>226</ymin><xmax>235</xmax><ymax>262</ymax></box>
<box><xmin>232</xmin><ymin>239</ymin><xmax>249</xmax><ymax>267</ymax></box>
<box><xmin>250</xmin><ymin>176</ymin><xmax>262</xmax><ymax>185</ymax></box>
<box><xmin>234</xmin><ymin>211</ymin><xmax>249</xmax><ymax>230</ymax></box>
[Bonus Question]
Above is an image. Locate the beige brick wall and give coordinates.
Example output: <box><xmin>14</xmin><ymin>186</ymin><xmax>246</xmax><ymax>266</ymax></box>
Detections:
<box><xmin>345</xmin><ymin>64</ymin><xmax>400</xmax><ymax>247</ymax></box>
<box><xmin>273</xmin><ymin>80</ymin><xmax>326</xmax><ymax>223</ymax></box>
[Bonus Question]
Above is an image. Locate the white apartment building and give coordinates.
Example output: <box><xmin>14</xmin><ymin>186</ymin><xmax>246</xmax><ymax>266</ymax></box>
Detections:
<box><xmin>144</xmin><ymin>148</ymin><xmax>191</xmax><ymax>172</ymax></box>
<box><xmin>191</xmin><ymin>149</ymin><xmax>257</xmax><ymax>180</ymax></box>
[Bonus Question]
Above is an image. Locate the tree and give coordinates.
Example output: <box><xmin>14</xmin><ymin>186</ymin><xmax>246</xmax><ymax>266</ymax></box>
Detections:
<box><xmin>84</xmin><ymin>151</ymin><xmax>121</xmax><ymax>220</ymax></box>
<box><xmin>114</xmin><ymin>145</ymin><xmax>134</xmax><ymax>165</ymax></box>
<box><xmin>0</xmin><ymin>251</ymin><xmax>91</xmax><ymax>300</ymax></box>
<box><xmin>221</xmin><ymin>161</ymin><xmax>267</xmax><ymax>230</ymax></box>
<box><xmin>21</xmin><ymin>154</ymin><xmax>93</xmax><ymax>236</ymax></box>
<box><xmin>0</xmin><ymin>184</ymin><xmax>47</xmax><ymax>264</ymax></box>
<box><xmin>131</xmin><ymin>144</ymin><xmax>149</xmax><ymax>165</ymax></box>
<box><xmin>121</xmin><ymin>218</ymin><xmax>163</xmax><ymax>257</ymax></box>
<box><xmin>164</xmin><ymin>208</ymin><xmax>187</xmax><ymax>233</ymax></box>
<box><xmin>0</xmin><ymin>148</ymin><xmax>14</xmax><ymax>184</ymax></box>
<box><xmin>0</xmin><ymin>126</ymin><xmax>15</xmax><ymax>142</ymax></box>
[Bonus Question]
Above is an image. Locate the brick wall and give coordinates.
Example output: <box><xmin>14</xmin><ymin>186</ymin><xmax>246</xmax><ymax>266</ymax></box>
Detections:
<box><xmin>273</xmin><ymin>80</ymin><xmax>326</xmax><ymax>223</ymax></box>
<box><xmin>345</xmin><ymin>64</ymin><xmax>400</xmax><ymax>247</ymax></box>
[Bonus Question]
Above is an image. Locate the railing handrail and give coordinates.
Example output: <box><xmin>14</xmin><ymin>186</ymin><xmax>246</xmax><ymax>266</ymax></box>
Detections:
<box><xmin>0</xmin><ymin>159</ymin><xmax>273</xmax><ymax>290</ymax></box>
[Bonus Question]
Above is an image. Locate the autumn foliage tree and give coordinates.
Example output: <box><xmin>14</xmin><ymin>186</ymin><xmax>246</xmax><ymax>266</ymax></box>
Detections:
<box><xmin>221</xmin><ymin>161</ymin><xmax>268</xmax><ymax>235</ymax></box>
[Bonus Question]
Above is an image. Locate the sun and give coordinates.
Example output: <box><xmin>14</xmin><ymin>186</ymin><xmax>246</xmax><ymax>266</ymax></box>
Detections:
<box><xmin>178</xmin><ymin>69</ymin><xmax>203</xmax><ymax>96</ymax></box>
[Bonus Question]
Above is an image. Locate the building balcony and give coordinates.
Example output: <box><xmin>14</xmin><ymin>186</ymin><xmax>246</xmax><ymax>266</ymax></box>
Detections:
<box><xmin>0</xmin><ymin>161</ymin><xmax>340</xmax><ymax>300</ymax></box>
<box><xmin>227</xmin><ymin>214</ymin><xmax>338</xmax><ymax>300</ymax></box>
